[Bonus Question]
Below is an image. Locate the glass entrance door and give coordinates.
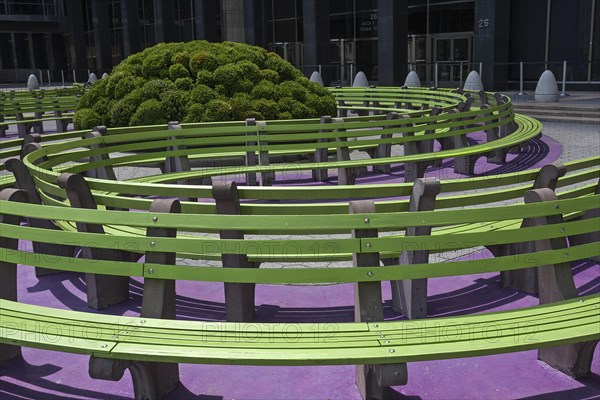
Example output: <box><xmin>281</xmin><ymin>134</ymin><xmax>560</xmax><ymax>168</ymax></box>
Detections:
<box><xmin>330</xmin><ymin>39</ymin><xmax>355</xmax><ymax>85</ymax></box>
<box><xmin>268</xmin><ymin>42</ymin><xmax>303</xmax><ymax>66</ymax></box>
<box><xmin>434</xmin><ymin>35</ymin><xmax>472</xmax><ymax>87</ymax></box>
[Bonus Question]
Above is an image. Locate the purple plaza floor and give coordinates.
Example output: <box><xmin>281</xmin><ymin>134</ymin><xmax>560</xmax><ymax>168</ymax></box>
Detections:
<box><xmin>2</xmin><ymin>129</ymin><xmax>599</xmax><ymax>399</ymax></box>
<box><xmin>3</xmin><ymin>251</ymin><xmax>599</xmax><ymax>399</ymax></box>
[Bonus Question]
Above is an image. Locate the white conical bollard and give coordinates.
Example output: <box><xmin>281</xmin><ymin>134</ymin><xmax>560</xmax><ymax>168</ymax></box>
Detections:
<box><xmin>352</xmin><ymin>71</ymin><xmax>369</xmax><ymax>87</ymax></box>
<box><xmin>534</xmin><ymin>70</ymin><xmax>559</xmax><ymax>102</ymax></box>
<box><xmin>27</xmin><ymin>74</ymin><xmax>40</xmax><ymax>90</ymax></box>
<box><xmin>463</xmin><ymin>70</ymin><xmax>484</xmax><ymax>91</ymax></box>
<box><xmin>88</xmin><ymin>72</ymin><xmax>98</xmax><ymax>84</ymax></box>
<box><xmin>309</xmin><ymin>71</ymin><xmax>324</xmax><ymax>86</ymax></box>
<box><xmin>404</xmin><ymin>71</ymin><xmax>421</xmax><ymax>87</ymax></box>
<box><xmin>101</xmin><ymin>73</ymin><xmax>109</xmax><ymax>80</ymax></box>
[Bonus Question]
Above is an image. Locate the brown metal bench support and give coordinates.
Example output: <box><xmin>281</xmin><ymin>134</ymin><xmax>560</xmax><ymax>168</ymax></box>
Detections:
<box><xmin>391</xmin><ymin>178</ymin><xmax>441</xmax><ymax>319</ymax></box>
<box><xmin>350</xmin><ymin>200</ymin><xmax>407</xmax><ymax>400</ymax></box>
<box><xmin>57</xmin><ymin>173</ymin><xmax>134</xmax><ymax>309</ymax></box>
<box><xmin>213</xmin><ymin>181</ymin><xmax>259</xmax><ymax>322</ymax></box>
<box><xmin>89</xmin><ymin>198</ymin><xmax>182</xmax><ymax>399</ymax></box>
<box><xmin>0</xmin><ymin>188</ymin><xmax>28</xmax><ymax>363</ymax></box>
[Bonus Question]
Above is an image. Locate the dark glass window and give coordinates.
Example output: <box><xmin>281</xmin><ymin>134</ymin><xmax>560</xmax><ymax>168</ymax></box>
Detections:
<box><xmin>0</xmin><ymin>0</ymin><xmax>57</xmax><ymax>16</ymax></box>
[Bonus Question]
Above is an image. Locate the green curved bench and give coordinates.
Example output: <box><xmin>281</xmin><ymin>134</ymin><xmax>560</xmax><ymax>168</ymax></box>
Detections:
<box><xmin>0</xmin><ymin>87</ymin><xmax>83</xmax><ymax>137</ymax></box>
<box><xmin>1</xmin><ymin>183</ymin><xmax>598</xmax><ymax>399</ymax></box>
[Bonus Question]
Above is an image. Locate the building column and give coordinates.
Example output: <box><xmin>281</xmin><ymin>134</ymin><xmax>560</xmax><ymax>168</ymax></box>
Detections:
<box><xmin>302</xmin><ymin>0</ymin><xmax>330</xmax><ymax>79</ymax></box>
<box><xmin>377</xmin><ymin>0</ymin><xmax>408</xmax><ymax>86</ymax></box>
<box><xmin>27</xmin><ymin>33</ymin><xmax>36</xmax><ymax>69</ymax></box>
<box><xmin>91</xmin><ymin>0</ymin><xmax>112</xmax><ymax>71</ymax></box>
<box><xmin>122</xmin><ymin>0</ymin><xmax>140</xmax><ymax>56</ymax></box>
<box><xmin>194</xmin><ymin>0</ymin><xmax>220</xmax><ymax>42</ymax></box>
<box><xmin>473</xmin><ymin>0</ymin><xmax>511</xmax><ymax>90</ymax></box>
<box><xmin>220</xmin><ymin>0</ymin><xmax>245</xmax><ymax>42</ymax></box>
<box><xmin>244</xmin><ymin>0</ymin><xmax>265</xmax><ymax>47</ymax></box>
<box><xmin>155</xmin><ymin>0</ymin><xmax>177</xmax><ymax>43</ymax></box>
<box><xmin>65</xmin><ymin>0</ymin><xmax>88</xmax><ymax>73</ymax></box>
<box><xmin>9</xmin><ymin>34</ymin><xmax>19</xmax><ymax>69</ymax></box>
<box><xmin>50</xmin><ymin>34</ymin><xmax>68</xmax><ymax>70</ymax></box>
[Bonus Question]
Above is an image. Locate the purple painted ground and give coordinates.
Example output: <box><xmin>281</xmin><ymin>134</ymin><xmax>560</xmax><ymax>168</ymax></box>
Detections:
<box><xmin>2</xmin><ymin>128</ymin><xmax>600</xmax><ymax>399</ymax></box>
<box><xmin>2</xmin><ymin>242</ymin><xmax>599</xmax><ymax>400</ymax></box>
<box><xmin>211</xmin><ymin>133</ymin><xmax>561</xmax><ymax>187</ymax></box>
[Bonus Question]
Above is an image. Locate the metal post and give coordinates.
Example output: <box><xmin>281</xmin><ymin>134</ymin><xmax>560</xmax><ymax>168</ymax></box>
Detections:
<box><xmin>459</xmin><ymin>62</ymin><xmax>463</xmax><ymax>87</ymax></box>
<box><xmin>350</xmin><ymin>63</ymin><xmax>354</xmax><ymax>87</ymax></box>
<box><xmin>561</xmin><ymin>60</ymin><xmax>567</xmax><ymax>97</ymax></box>
<box><xmin>318</xmin><ymin>64</ymin><xmax>322</xmax><ymax>75</ymax></box>
<box><xmin>61</xmin><ymin>70</ymin><xmax>65</xmax><ymax>87</ymax></box>
<box><xmin>39</xmin><ymin>70</ymin><xmax>43</xmax><ymax>87</ymax></box>
<box><xmin>73</xmin><ymin>69</ymin><xmax>76</xmax><ymax>83</ymax></box>
<box><xmin>518</xmin><ymin>61</ymin><xmax>524</xmax><ymax>95</ymax></box>
<box><xmin>47</xmin><ymin>70</ymin><xmax>51</xmax><ymax>87</ymax></box>
<box><xmin>479</xmin><ymin>62</ymin><xmax>482</xmax><ymax>75</ymax></box>
<box><xmin>434</xmin><ymin>62</ymin><xmax>438</xmax><ymax>87</ymax></box>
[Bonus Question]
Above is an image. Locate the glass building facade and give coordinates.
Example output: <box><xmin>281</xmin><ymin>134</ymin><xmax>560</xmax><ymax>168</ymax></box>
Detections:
<box><xmin>0</xmin><ymin>0</ymin><xmax>598</xmax><ymax>89</ymax></box>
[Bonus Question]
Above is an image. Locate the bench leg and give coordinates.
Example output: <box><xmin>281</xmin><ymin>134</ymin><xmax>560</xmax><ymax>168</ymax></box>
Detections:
<box><xmin>357</xmin><ymin>364</ymin><xmax>408</xmax><ymax>400</ymax></box>
<box><xmin>487</xmin><ymin>243</ymin><xmax>540</xmax><ymax>295</ymax></box>
<box><xmin>85</xmin><ymin>272</ymin><xmax>131</xmax><ymax>310</ymax></box>
<box><xmin>487</xmin><ymin>147</ymin><xmax>508</xmax><ymax>164</ymax></box>
<box><xmin>0</xmin><ymin>189</ymin><xmax>29</xmax><ymax>363</ymax></box>
<box><xmin>404</xmin><ymin>161</ymin><xmax>430</xmax><ymax>183</ymax></box>
<box><xmin>5</xmin><ymin>157</ymin><xmax>75</xmax><ymax>277</ymax></box>
<box><xmin>391</xmin><ymin>278</ymin><xmax>428</xmax><ymax>319</ymax></box>
<box><xmin>390</xmin><ymin>179</ymin><xmax>440</xmax><ymax>318</ymax></box>
<box><xmin>539</xmin><ymin>341</ymin><xmax>599</xmax><ymax>378</ymax></box>
<box><xmin>213</xmin><ymin>182</ymin><xmax>259</xmax><ymax>322</ymax></box>
<box><xmin>17</xmin><ymin>123</ymin><xmax>29</xmax><ymax>138</ymax></box>
<box><xmin>90</xmin><ymin>357</ymin><xmax>179</xmax><ymax>400</ymax></box>
<box><xmin>225</xmin><ymin>274</ymin><xmax>258</xmax><ymax>322</ymax></box>
<box><xmin>372</xmin><ymin>133</ymin><xmax>392</xmax><ymax>174</ymax></box>
<box><xmin>454</xmin><ymin>154</ymin><xmax>478</xmax><ymax>176</ymax></box>
<box><xmin>493</xmin><ymin>164</ymin><xmax>568</xmax><ymax>295</ymax></box>
<box><xmin>32</xmin><ymin>242</ymin><xmax>74</xmax><ymax>277</ymax></box>
<box><xmin>350</xmin><ymin>200</ymin><xmax>408</xmax><ymax>399</ymax></box>
<box><xmin>313</xmin><ymin>119</ymin><xmax>331</xmax><ymax>182</ymax></box>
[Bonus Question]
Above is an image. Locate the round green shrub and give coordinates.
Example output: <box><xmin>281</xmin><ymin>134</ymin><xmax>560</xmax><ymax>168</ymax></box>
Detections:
<box><xmin>110</xmin><ymin>89</ymin><xmax>144</xmax><ymax>126</ymax></box>
<box><xmin>190</xmin><ymin>84</ymin><xmax>219</xmax><ymax>104</ymax></box>
<box><xmin>251</xmin><ymin>80</ymin><xmax>281</xmax><ymax>101</ymax></box>
<box><xmin>130</xmin><ymin>99</ymin><xmax>166</xmax><ymax>126</ymax></box>
<box><xmin>169</xmin><ymin>63</ymin><xmax>189</xmax><ymax>80</ymax></box>
<box><xmin>203</xmin><ymin>99</ymin><xmax>232</xmax><ymax>122</ymax></box>
<box><xmin>190</xmin><ymin>51</ymin><xmax>218</xmax><ymax>74</ymax></box>
<box><xmin>259</xmin><ymin>69</ymin><xmax>280</xmax><ymax>83</ymax></box>
<box><xmin>253</xmin><ymin>99</ymin><xmax>280</xmax><ymax>120</ymax></box>
<box><xmin>114</xmin><ymin>78</ymin><xmax>138</xmax><ymax>100</ymax></box>
<box><xmin>141</xmin><ymin>79</ymin><xmax>175</xmax><ymax>99</ymax></box>
<box><xmin>279</xmin><ymin>80</ymin><xmax>308</xmax><ymax>102</ymax></box>
<box><xmin>171</xmin><ymin>51</ymin><xmax>190</xmax><ymax>67</ymax></box>
<box><xmin>175</xmin><ymin>77</ymin><xmax>194</xmax><ymax>91</ymax></box>
<box><xmin>92</xmin><ymin>98</ymin><xmax>115</xmax><ymax>126</ymax></box>
<box><xmin>183</xmin><ymin>103</ymin><xmax>204</xmax><ymax>123</ymax></box>
<box><xmin>161</xmin><ymin>90</ymin><xmax>190</xmax><ymax>122</ymax></box>
<box><xmin>235</xmin><ymin>60</ymin><xmax>261</xmax><ymax>82</ymax></box>
<box><xmin>73</xmin><ymin>108</ymin><xmax>102</xmax><ymax>130</ymax></box>
<box><xmin>75</xmin><ymin>40</ymin><xmax>336</xmax><ymax>127</ymax></box>
<box><xmin>196</xmin><ymin>70</ymin><xmax>214</xmax><ymax>86</ymax></box>
<box><xmin>277</xmin><ymin>111</ymin><xmax>293</xmax><ymax>120</ymax></box>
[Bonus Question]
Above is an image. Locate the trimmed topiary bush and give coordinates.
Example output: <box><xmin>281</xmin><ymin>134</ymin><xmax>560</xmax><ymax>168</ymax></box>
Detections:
<box><xmin>73</xmin><ymin>108</ymin><xmax>102</xmax><ymax>130</ymax></box>
<box><xmin>75</xmin><ymin>40</ymin><xmax>337</xmax><ymax>127</ymax></box>
<box><xmin>130</xmin><ymin>99</ymin><xmax>166</xmax><ymax>126</ymax></box>
<box><xmin>169</xmin><ymin>63</ymin><xmax>190</xmax><ymax>80</ymax></box>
